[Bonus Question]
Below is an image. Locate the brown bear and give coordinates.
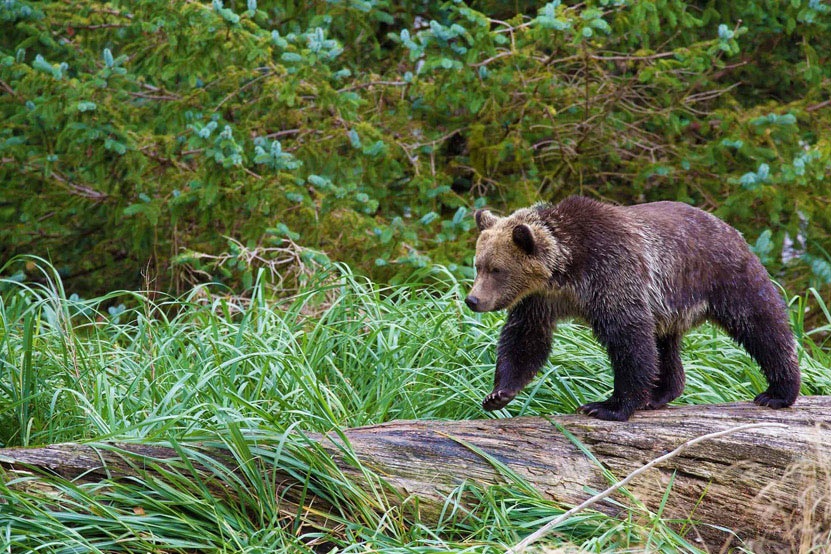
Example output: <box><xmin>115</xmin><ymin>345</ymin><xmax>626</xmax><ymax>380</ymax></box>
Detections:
<box><xmin>465</xmin><ymin>196</ymin><xmax>800</xmax><ymax>421</ymax></box>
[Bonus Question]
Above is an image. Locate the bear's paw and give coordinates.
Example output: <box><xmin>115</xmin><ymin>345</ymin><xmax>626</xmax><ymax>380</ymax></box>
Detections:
<box><xmin>482</xmin><ymin>389</ymin><xmax>516</xmax><ymax>411</ymax></box>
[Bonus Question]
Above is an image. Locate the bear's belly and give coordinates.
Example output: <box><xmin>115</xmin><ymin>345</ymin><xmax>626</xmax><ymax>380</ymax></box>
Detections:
<box><xmin>654</xmin><ymin>301</ymin><xmax>709</xmax><ymax>335</ymax></box>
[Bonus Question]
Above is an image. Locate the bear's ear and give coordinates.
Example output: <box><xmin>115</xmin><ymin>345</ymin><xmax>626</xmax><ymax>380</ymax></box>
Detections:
<box><xmin>512</xmin><ymin>224</ymin><xmax>536</xmax><ymax>255</ymax></box>
<box><xmin>474</xmin><ymin>209</ymin><xmax>498</xmax><ymax>231</ymax></box>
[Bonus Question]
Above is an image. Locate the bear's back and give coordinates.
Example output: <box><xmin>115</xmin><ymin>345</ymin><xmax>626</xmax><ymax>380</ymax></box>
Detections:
<box><xmin>621</xmin><ymin>201</ymin><xmax>763</xmax><ymax>331</ymax></box>
<box><xmin>621</xmin><ymin>200</ymin><xmax>752</xmax><ymax>271</ymax></box>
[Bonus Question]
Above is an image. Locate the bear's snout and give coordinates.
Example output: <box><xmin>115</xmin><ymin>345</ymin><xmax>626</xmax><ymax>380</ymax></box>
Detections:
<box><xmin>465</xmin><ymin>296</ymin><xmax>480</xmax><ymax>311</ymax></box>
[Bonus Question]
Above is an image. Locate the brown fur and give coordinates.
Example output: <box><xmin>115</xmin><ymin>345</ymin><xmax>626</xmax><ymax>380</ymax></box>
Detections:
<box><xmin>467</xmin><ymin>196</ymin><xmax>801</xmax><ymax>421</ymax></box>
<box><xmin>469</xmin><ymin>208</ymin><xmax>570</xmax><ymax>312</ymax></box>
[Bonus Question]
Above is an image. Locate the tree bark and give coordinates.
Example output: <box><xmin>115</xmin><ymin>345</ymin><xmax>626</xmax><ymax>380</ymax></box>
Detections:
<box><xmin>2</xmin><ymin>397</ymin><xmax>830</xmax><ymax>551</ymax></box>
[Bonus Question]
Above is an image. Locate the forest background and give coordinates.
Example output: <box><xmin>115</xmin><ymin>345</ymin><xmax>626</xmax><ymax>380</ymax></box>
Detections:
<box><xmin>1</xmin><ymin>0</ymin><xmax>830</xmax><ymax>329</ymax></box>
<box><xmin>3</xmin><ymin>2</ymin><xmax>831</xmax><ymax>552</ymax></box>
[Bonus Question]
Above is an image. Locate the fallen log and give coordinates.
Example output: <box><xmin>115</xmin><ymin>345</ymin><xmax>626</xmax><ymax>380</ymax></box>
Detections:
<box><xmin>2</xmin><ymin>397</ymin><xmax>830</xmax><ymax>551</ymax></box>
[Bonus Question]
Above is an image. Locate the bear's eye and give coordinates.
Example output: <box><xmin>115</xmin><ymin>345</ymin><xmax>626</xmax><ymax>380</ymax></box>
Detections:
<box><xmin>490</xmin><ymin>267</ymin><xmax>501</xmax><ymax>274</ymax></box>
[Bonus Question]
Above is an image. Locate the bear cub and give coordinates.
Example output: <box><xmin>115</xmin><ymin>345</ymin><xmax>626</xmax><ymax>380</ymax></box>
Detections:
<box><xmin>466</xmin><ymin>196</ymin><xmax>800</xmax><ymax>421</ymax></box>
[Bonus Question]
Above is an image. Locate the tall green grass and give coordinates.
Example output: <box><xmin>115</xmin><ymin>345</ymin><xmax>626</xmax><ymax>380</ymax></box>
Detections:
<box><xmin>1</xmin><ymin>260</ymin><xmax>829</xmax><ymax>553</ymax></box>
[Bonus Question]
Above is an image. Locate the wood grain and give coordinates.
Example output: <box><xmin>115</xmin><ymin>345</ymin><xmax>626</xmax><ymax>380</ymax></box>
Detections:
<box><xmin>3</xmin><ymin>397</ymin><xmax>830</xmax><ymax>551</ymax></box>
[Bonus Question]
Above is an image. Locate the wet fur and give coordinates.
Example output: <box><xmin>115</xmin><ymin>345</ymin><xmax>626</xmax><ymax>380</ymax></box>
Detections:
<box><xmin>472</xmin><ymin>196</ymin><xmax>801</xmax><ymax>421</ymax></box>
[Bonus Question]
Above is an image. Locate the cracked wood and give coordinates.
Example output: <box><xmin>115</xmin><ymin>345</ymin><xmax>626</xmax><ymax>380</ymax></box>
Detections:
<box><xmin>2</xmin><ymin>397</ymin><xmax>829</xmax><ymax>551</ymax></box>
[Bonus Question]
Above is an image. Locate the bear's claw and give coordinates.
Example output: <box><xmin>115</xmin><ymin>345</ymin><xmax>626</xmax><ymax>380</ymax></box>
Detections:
<box><xmin>753</xmin><ymin>391</ymin><xmax>794</xmax><ymax>409</ymax></box>
<box><xmin>577</xmin><ymin>399</ymin><xmax>633</xmax><ymax>421</ymax></box>
<box><xmin>643</xmin><ymin>390</ymin><xmax>676</xmax><ymax>411</ymax></box>
<box><xmin>482</xmin><ymin>389</ymin><xmax>516</xmax><ymax>411</ymax></box>
<box><xmin>643</xmin><ymin>400</ymin><xmax>668</xmax><ymax>411</ymax></box>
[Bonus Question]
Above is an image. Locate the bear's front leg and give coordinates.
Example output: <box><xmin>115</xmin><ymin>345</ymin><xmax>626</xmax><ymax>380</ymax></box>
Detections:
<box><xmin>482</xmin><ymin>295</ymin><xmax>554</xmax><ymax>411</ymax></box>
<box><xmin>578</xmin><ymin>311</ymin><xmax>658</xmax><ymax>421</ymax></box>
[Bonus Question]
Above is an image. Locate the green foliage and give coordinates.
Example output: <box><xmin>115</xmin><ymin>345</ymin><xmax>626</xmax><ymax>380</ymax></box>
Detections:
<box><xmin>1</xmin><ymin>263</ymin><xmax>830</xmax><ymax>551</ymax></box>
<box><xmin>1</xmin><ymin>0</ymin><xmax>830</xmax><ymax>304</ymax></box>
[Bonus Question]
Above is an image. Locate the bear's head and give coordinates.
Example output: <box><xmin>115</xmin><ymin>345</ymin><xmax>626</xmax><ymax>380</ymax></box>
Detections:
<box><xmin>465</xmin><ymin>208</ymin><xmax>567</xmax><ymax>312</ymax></box>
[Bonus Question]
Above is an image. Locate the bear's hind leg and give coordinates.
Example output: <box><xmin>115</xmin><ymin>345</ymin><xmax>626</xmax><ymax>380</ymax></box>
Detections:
<box><xmin>710</xmin><ymin>278</ymin><xmax>800</xmax><ymax>408</ymax></box>
<box><xmin>645</xmin><ymin>333</ymin><xmax>685</xmax><ymax>410</ymax></box>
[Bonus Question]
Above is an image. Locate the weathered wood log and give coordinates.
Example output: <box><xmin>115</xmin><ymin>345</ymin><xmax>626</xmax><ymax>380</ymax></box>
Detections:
<box><xmin>2</xmin><ymin>397</ymin><xmax>830</xmax><ymax>551</ymax></box>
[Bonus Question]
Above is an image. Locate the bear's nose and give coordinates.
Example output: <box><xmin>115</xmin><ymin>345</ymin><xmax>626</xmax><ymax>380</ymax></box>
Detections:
<box><xmin>465</xmin><ymin>296</ymin><xmax>479</xmax><ymax>311</ymax></box>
